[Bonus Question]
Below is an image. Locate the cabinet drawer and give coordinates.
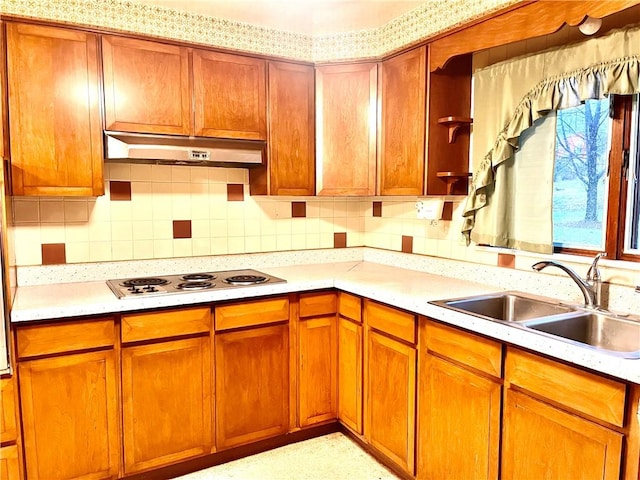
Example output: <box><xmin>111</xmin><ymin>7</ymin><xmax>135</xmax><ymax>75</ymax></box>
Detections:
<box><xmin>215</xmin><ymin>297</ymin><xmax>289</xmax><ymax>331</ymax></box>
<box><xmin>299</xmin><ymin>291</ymin><xmax>337</xmax><ymax>318</ymax></box>
<box><xmin>121</xmin><ymin>307</ymin><xmax>211</xmax><ymax>343</ymax></box>
<box><xmin>16</xmin><ymin>318</ymin><xmax>115</xmax><ymax>358</ymax></box>
<box><xmin>0</xmin><ymin>377</ymin><xmax>17</xmax><ymax>443</ymax></box>
<box><xmin>424</xmin><ymin>320</ymin><xmax>502</xmax><ymax>378</ymax></box>
<box><xmin>365</xmin><ymin>299</ymin><xmax>416</xmax><ymax>344</ymax></box>
<box><xmin>505</xmin><ymin>347</ymin><xmax>626</xmax><ymax>427</ymax></box>
<box><xmin>339</xmin><ymin>292</ymin><xmax>361</xmax><ymax>323</ymax></box>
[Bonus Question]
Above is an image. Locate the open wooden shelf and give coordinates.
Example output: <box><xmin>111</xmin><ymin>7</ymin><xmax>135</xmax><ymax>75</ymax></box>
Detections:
<box><xmin>437</xmin><ymin>171</ymin><xmax>472</xmax><ymax>195</ymax></box>
<box><xmin>437</xmin><ymin>116</ymin><xmax>473</xmax><ymax>143</ymax></box>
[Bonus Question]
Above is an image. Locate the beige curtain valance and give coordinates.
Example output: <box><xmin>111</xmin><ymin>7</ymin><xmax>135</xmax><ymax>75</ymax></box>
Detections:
<box><xmin>463</xmin><ymin>25</ymin><xmax>640</xmax><ymax>247</ymax></box>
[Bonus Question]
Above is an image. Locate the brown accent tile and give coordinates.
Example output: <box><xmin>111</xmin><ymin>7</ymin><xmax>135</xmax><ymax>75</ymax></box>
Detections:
<box><xmin>402</xmin><ymin>235</ymin><xmax>413</xmax><ymax>253</ymax></box>
<box><xmin>173</xmin><ymin>220</ymin><xmax>192</xmax><ymax>239</ymax></box>
<box><xmin>334</xmin><ymin>232</ymin><xmax>347</xmax><ymax>248</ymax></box>
<box><xmin>227</xmin><ymin>184</ymin><xmax>245</xmax><ymax>202</ymax></box>
<box><xmin>441</xmin><ymin>201</ymin><xmax>454</xmax><ymax>220</ymax></box>
<box><xmin>291</xmin><ymin>202</ymin><xmax>306</xmax><ymax>218</ymax></box>
<box><xmin>498</xmin><ymin>253</ymin><xmax>516</xmax><ymax>269</ymax></box>
<box><xmin>41</xmin><ymin>243</ymin><xmax>66</xmax><ymax>265</ymax></box>
<box><xmin>373</xmin><ymin>201</ymin><xmax>382</xmax><ymax>217</ymax></box>
<box><xmin>109</xmin><ymin>181</ymin><xmax>132</xmax><ymax>201</ymax></box>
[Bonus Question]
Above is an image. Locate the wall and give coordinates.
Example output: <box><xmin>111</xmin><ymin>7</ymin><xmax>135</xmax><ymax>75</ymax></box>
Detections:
<box><xmin>1</xmin><ymin>0</ymin><xmax>518</xmax><ymax>62</ymax></box>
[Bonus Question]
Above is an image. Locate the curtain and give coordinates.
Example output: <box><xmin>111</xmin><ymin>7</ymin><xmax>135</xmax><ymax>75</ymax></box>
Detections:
<box><xmin>463</xmin><ymin>25</ymin><xmax>640</xmax><ymax>253</ymax></box>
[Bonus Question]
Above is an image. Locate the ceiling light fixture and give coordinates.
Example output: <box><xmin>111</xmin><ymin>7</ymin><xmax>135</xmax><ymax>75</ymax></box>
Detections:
<box><xmin>578</xmin><ymin>15</ymin><xmax>602</xmax><ymax>35</ymax></box>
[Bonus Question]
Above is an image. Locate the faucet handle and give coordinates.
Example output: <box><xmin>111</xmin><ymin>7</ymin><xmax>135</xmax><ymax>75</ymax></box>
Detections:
<box><xmin>586</xmin><ymin>253</ymin><xmax>606</xmax><ymax>281</ymax></box>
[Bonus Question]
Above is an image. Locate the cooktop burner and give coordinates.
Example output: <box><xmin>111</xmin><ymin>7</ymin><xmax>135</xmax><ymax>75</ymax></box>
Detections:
<box><xmin>182</xmin><ymin>273</ymin><xmax>216</xmax><ymax>282</ymax></box>
<box><xmin>107</xmin><ymin>269</ymin><xmax>285</xmax><ymax>299</ymax></box>
<box><xmin>121</xmin><ymin>277</ymin><xmax>169</xmax><ymax>287</ymax></box>
<box><xmin>176</xmin><ymin>281</ymin><xmax>214</xmax><ymax>290</ymax></box>
<box><xmin>224</xmin><ymin>275</ymin><xmax>268</xmax><ymax>285</ymax></box>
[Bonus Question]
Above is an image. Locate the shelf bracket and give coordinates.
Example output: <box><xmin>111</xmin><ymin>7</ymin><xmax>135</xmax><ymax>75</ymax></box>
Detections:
<box><xmin>437</xmin><ymin>116</ymin><xmax>473</xmax><ymax>143</ymax></box>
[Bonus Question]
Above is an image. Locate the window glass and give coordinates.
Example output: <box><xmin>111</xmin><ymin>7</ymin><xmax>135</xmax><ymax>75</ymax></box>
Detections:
<box><xmin>552</xmin><ymin>98</ymin><xmax>613</xmax><ymax>250</ymax></box>
<box><xmin>625</xmin><ymin>94</ymin><xmax>640</xmax><ymax>253</ymax></box>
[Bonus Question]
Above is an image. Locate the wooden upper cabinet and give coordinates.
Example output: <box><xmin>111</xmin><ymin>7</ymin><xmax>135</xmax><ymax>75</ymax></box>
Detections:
<box><xmin>102</xmin><ymin>36</ymin><xmax>192</xmax><ymax>135</ymax></box>
<box><xmin>379</xmin><ymin>46</ymin><xmax>427</xmax><ymax>196</ymax></box>
<box><xmin>7</xmin><ymin>23</ymin><xmax>103</xmax><ymax>196</ymax></box>
<box><xmin>0</xmin><ymin>20</ymin><xmax>7</xmax><ymax>161</ymax></box>
<box><xmin>264</xmin><ymin>61</ymin><xmax>315</xmax><ymax>195</ymax></box>
<box><xmin>193</xmin><ymin>50</ymin><xmax>266</xmax><ymax>140</ymax></box>
<box><xmin>316</xmin><ymin>63</ymin><xmax>377</xmax><ymax>196</ymax></box>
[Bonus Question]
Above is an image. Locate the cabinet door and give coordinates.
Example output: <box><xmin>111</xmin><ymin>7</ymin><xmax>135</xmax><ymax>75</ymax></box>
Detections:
<box><xmin>316</xmin><ymin>63</ymin><xmax>377</xmax><ymax>196</ymax></box>
<box><xmin>7</xmin><ymin>23</ymin><xmax>103</xmax><ymax>196</ymax></box>
<box><xmin>121</xmin><ymin>337</ymin><xmax>212</xmax><ymax>473</ymax></box>
<box><xmin>193</xmin><ymin>50</ymin><xmax>266</xmax><ymax>140</ymax></box>
<box><xmin>0</xmin><ymin>445</ymin><xmax>20</xmax><ymax>480</ymax></box>
<box><xmin>379</xmin><ymin>46</ymin><xmax>426</xmax><ymax>196</ymax></box>
<box><xmin>338</xmin><ymin>317</ymin><xmax>363</xmax><ymax>434</ymax></box>
<box><xmin>19</xmin><ymin>350</ymin><xmax>119</xmax><ymax>480</ymax></box>
<box><xmin>417</xmin><ymin>354</ymin><xmax>501</xmax><ymax>480</ymax></box>
<box><xmin>266</xmin><ymin>61</ymin><xmax>315</xmax><ymax>195</ymax></box>
<box><xmin>216</xmin><ymin>324</ymin><xmax>289</xmax><ymax>449</ymax></box>
<box><xmin>0</xmin><ymin>377</ymin><xmax>17</xmax><ymax>444</ymax></box>
<box><xmin>365</xmin><ymin>329</ymin><xmax>416</xmax><ymax>474</ymax></box>
<box><xmin>102</xmin><ymin>36</ymin><xmax>191</xmax><ymax>135</ymax></box>
<box><xmin>298</xmin><ymin>316</ymin><xmax>337</xmax><ymax>426</ymax></box>
<box><xmin>502</xmin><ymin>388</ymin><xmax>623</xmax><ymax>480</ymax></box>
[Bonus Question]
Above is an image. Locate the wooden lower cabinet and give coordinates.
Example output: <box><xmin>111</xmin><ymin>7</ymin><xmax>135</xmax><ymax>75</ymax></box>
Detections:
<box><xmin>502</xmin><ymin>388</ymin><xmax>623</xmax><ymax>480</ymax></box>
<box><xmin>365</xmin><ymin>329</ymin><xmax>416</xmax><ymax>474</ymax></box>
<box><xmin>0</xmin><ymin>444</ymin><xmax>20</xmax><ymax>480</ymax></box>
<box><xmin>19</xmin><ymin>350</ymin><xmax>120</xmax><ymax>480</ymax></box>
<box><xmin>215</xmin><ymin>323</ymin><xmax>289</xmax><ymax>449</ymax></box>
<box><xmin>418</xmin><ymin>354</ymin><xmax>501</xmax><ymax>480</ymax></box>
<box><xmin>1</xmin><ymin>377</ymin><xmax>18</xmax><ymax>444</ymax></box>
<box><xmin>121</xmin><ymin>336</ymin><xmax>213</xmax><ymax>474</ymax></box>
<box><xmin>417</xmin><ymin>320</ymin><xmax>502</xmax><ymax>480</ymax></box>
<box><xmin>298</xmin><ymin>315</ymin><xmax>337</xmax><ymax>426</ymax></box>
<box><xmin>337</xmin><ymin>316</ymin><xmax>363</xmax><ymax>434</ymax></box>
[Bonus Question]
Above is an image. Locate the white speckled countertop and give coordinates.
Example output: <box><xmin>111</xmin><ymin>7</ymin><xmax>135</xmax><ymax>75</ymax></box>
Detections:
<box><xmin>11</xmin><ymin>260</ymin><xmax>640</xmax><ymax>383</ymax></box>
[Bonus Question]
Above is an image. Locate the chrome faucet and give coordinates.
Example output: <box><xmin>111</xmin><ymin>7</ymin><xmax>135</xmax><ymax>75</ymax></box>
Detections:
<box><xmin>532</xmin><ymin>253</ymin><xmax>605</xmax><ymax>309</ymax></box>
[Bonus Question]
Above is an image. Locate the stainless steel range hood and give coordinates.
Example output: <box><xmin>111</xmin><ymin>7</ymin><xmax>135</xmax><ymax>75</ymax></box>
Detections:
<box><xmin>104</xmin><ymin>131</ymin><xmax>266</xmax><ymax>167</ymax></box>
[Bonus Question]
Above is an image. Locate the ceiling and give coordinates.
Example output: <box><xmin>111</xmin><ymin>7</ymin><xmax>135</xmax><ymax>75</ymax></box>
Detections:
<box><xmin>132</xmin><ymin>0</ymin><xmax>427</xmax><ymax>35</ymax></box>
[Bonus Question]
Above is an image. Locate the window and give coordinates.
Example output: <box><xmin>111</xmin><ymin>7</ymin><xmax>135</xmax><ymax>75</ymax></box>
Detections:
<box><xmin>552</xmin><ymin>98</ymin><xmax>612</xmax><ymax>250</ymax></box>
<box><xmin>552</xmin><ymin>94</ymin><xmax>640</xmax><ymax>261</ymax></box>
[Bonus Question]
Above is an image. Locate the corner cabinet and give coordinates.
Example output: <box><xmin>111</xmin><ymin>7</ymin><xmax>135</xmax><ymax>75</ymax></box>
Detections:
<box><xmin>6</xmin><ymin>23</ymin><xmax>104</xmax><ymax>196</ymax></box>
<box><xmin>250</xmin><ymin>61</ymin><xmax>315</xmax><ymax>195</ymax></box>
<box><xmin>297</xmin><ymin>291</ymin><xmax>338</xmax><ymax>427</ymax></box>
<box><xmin>337</xmin><ymin>293</ymin><xmax>364</xmax><ymax>434</ymax></box>
<box><xmin>315</xmin><ymin>63</ymin><xmax>378</xmax><ymax>196</ymax></box>
<box><xmin>378</xmin><ymin>46</ymin><xmax>427</xmax><ymax>196</ymax></box>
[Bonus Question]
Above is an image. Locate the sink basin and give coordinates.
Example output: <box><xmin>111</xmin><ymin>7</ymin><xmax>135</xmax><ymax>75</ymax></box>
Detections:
<box><xmin>432</xmin><ymin>292</ymin><xmax>575</xmax><ymax>322</ymax></box>
<box><xmin>524</xmin><ymin>312</ymin><xmax>640</xmax><ymax>357</ymax></box>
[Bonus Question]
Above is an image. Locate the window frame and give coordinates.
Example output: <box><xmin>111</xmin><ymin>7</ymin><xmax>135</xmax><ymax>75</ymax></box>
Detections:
<box><xmin>553</xmin><ymin>95</ymin><xmax>637</xmax><ymax>262</ymax></box>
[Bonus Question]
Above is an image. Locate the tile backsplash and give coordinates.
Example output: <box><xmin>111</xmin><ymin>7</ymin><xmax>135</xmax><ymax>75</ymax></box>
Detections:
<box><xmin>13</xmin><ymin>162</ymin><xmax>640</xmax><ymax>292</ymax></box>
<box><xmin>11</xmin><ymin>163</ymin><xmax>470</xmax><ymax>267</ymax></box>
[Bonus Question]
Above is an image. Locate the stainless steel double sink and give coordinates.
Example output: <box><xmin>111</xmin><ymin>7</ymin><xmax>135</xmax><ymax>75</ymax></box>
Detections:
<box><xmin>431</xmin><ymin>292</ymin><xmax>640</xmax><ymax>358</ymax></box>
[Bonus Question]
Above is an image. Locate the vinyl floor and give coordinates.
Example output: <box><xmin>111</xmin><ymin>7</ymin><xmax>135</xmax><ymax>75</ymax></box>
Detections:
<box><xmin>172</xmin><ymin>432</ymin><xmax>401</xmax><ymax>480</ymax></box>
